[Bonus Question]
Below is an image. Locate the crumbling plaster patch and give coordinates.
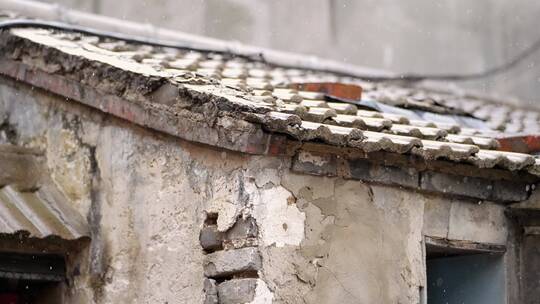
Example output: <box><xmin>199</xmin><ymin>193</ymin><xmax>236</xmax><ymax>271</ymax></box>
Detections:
<box><xmin>206</xmin><ymin>172</ymin><xmax>246</xmax><ymax>232</ymax></box>
<box><xmin>252</xmin><ymin>185</ymin><xmax>306</xmax><ymax>247</ymax></box>
<box><xmin>199</xmin><ymin>156</ymin><xmax>307</xmax><ymax>248</ymax></box>
<box><xmin>277</xmin><ymin>174</ymin><xmax>427</xmax><ymax>304</ymax></box>
<box><xmin>249</xmin><ymin>279</ymin><xmax>274</xmax><ymax>304</ymax></box>
<box><xmin>297</xmin><ymin>151</ymin><xmax>332</xmax><ymax>168</ymax></box>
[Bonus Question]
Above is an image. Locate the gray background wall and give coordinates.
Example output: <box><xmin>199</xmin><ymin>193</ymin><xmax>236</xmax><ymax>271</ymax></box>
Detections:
<box><xmin>39</xmin><ymin>0</ymin><xmax>540</xmax><ymax>105</ymax></box>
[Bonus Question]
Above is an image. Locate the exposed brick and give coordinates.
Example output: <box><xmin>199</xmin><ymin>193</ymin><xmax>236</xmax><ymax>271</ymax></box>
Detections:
<box><xmin>203</xmin><ymin>278</ymin><xmax>218</xmax><ymax>304</ymax></box>
<box><xmin>266</xmin><ymin>134</ymin><xmax>293</xmax><ymax>156</ymax></box>
<box><xmin>200</xmin><ymin>226</ymin><xmax>224</xmax><ymax>251</ymax></box>
<box><xmin>217</xmin><ymin>279</ymin><xmax>257</xmax><ymax>304</ymax></box>
<box><xmin>497</xmin><ymin>135</ymin><xmax>540</xmax><ymax>154</ymax></box>
<box><xmin>292</xmin><ymin>151</ymin><xmax>337</xmax><ymax>176</ymax></box>
<box><xmin>420</xmin><ymin>171</ymin><xmax>492</xmax><ymax>200</ymax></box>
<box><xmin>198</xmin><ymin>217</ymin><xmax>260</xmax><ymax>252</ymax></box>
<box><xmin>242</xmin><ymin>124</ymin><xmax>273</xmax><ymax>155</ymax></box>
<box><xmin>226</xmin><ymin>217</ymin><xmax>258</xmax><ymax>240</ymax></box>
<box><xmin>347</xmin><ymin>158</ymin><xmax>419</xmax><ymax>188</ymax></box>
<box><xmin>203</xmin><ymin>247</ymin><xmax>262</xmax><ymax>278</ymax></box>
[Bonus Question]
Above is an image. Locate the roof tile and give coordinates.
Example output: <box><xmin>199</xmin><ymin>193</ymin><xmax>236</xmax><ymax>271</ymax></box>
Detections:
<box><xmin>470</xmin><ymin>150</ymin><xmax>536</xmax><ymax>171</ymax></box>
<box><xmin>4</xmin><ymin>27</ymin><xmax>540</xmax><ymax>178</ymax></box>
<box><xmin>413</xmin><ymin>140</ymin><xmax>479</xmax><ymax>161</ymax></box>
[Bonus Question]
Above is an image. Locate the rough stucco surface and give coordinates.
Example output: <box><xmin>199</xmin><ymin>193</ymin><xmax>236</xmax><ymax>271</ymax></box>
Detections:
<box><xmin>277</xmin><ymin>175</ymin><xmax>427</xmax><ymax>303</ymax></box>
<box><xmin>1</xmin><ymin>81</ymin><xmax>210</xmax><ymax>303</ymax></box>
<box><xmin>0</xmin><ymin>79</ymin><xmax>510</xmax><ymax>303</ymax></box>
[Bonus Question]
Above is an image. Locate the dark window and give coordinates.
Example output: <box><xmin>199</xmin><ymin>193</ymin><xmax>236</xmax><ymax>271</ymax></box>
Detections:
<box><xmin>425</xmin><ymin>238</ymin><xmax>506</xmax><ymax>304</ymax></box>
<box><xmin>0</xmin><ymin>252</ymin><xmax>65</xmax><ymax>304</ymax></box>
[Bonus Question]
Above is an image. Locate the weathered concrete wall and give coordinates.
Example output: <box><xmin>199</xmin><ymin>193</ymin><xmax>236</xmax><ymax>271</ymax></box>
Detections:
<box><xmin>278</xmin><ymin>176</ymin><xmax>426</xmax><ymax>303</ymax></box>
<box><xmin>0</xmin><ymin>78</ymin><xmax>512</xmax><ymax>303</ymax></box>
<box><xmin>424</xmin><ymin>196</ymin><xmax>507</xmax><ymax>245</ymax></box>
<box><xmin>509</xmin><ymin>191</ymin><xmax>540</xmax><ymax>303</ymax></box>
<box><xmin>1</xmin><ymin>80</ymin><xmax>214</xmax><ymax>302</ymax></box>
<box><xmin>35</xmin><ymin>0</ymin><xmax>540</xmax><ymax>103</ymax></box>
<box><xmin>521</xmin><ymin>234</ymin><xmax>540</xmax><ymax>304</ymax></box>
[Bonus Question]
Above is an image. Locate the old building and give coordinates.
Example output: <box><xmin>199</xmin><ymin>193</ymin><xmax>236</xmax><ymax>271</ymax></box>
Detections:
<box><xmin>0</xmin><ymin>6</ymin><xmax>540</xmax><ymax>304</ymax></box>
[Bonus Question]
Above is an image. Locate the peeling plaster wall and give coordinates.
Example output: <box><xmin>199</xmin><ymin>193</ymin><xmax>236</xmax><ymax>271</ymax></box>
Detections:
<box><xmin>0</xmin><ymin>79</ymin><xmax>511</xmax><ymax>303</ymax></box>
<box><xmin>276</xmin><ymin>175</ymin><xmax>427</xmax><ymax>303</ymax></box>
<box><xmin>0</xmin><ymin>80</ymin><xmax>214</xmax><ymax>303</ymax></box>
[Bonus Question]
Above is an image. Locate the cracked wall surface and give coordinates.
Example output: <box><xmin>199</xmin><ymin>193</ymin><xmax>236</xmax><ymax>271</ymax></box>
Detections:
<box><xmin>0</xmin><ymin>78</ymin><xmax>511</xmax><ymax>303</ymax></box>
<box><xmin>276</xmin><ymin>174</ymin><xmax>426</xmax><ymax>303</ymax></box>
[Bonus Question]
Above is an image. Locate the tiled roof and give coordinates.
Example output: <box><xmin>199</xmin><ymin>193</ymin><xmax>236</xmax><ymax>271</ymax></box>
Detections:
<box><xmin>0</xmin><ymin>145</ymin><xmax>89</xmax><ymax>241</ymax></box>
<box><xmin>362</xmin><ymin>85</ymin><xmax>540</xmax><ymax>134</ymax></box>
<box><xmin>2</xmin><ymin>27</ymin><xmax>540</xmax><ymax>178</ymax></box>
